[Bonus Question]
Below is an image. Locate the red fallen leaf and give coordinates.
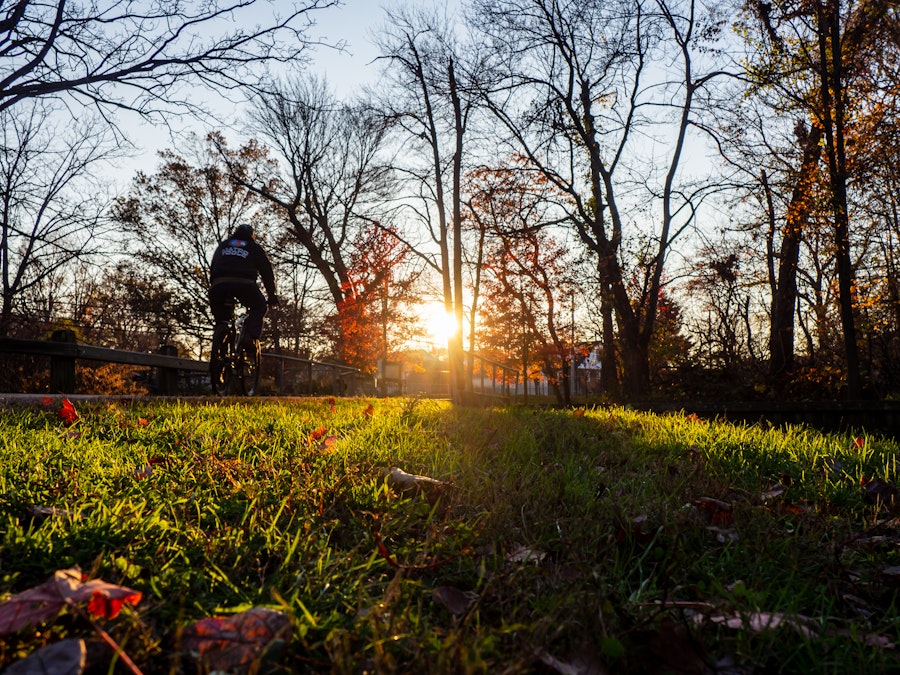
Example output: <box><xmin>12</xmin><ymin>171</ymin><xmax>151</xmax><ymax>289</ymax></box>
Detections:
<box><xmin>572</xmin><ymin>408</ymin><xmax>585</xmax><ymax>418</ymax></box>
<box><xmin>137</xmin><ymin>418</ymin><xmax>149</xmax><ymax>427</ymax></box>
<box><xmin>780</xmin><ymin>502</ymin><xmax>808</xmax><ymax>515</ymax></box>
<box><xmin>41</xmin><ymin>396</ymin><xmax>54</xmax><ymax>407</ymax></box>
<box><xmin>309</xmin><ymin>426</ymin><xmax>326</xmax><ymax>442</ymax></box>
<box><xmin>363</xmin><ymin>403</ymin><xmax>375</xmax><ymax>418</ymax></box>
<box><xmin>853</xmin><ymin>436</ymin><xmax>866</xmax><ymax>449</ymax></box>
<box><xmin>57</xmin><ymin>398</ymin><xmax>78</xmax><ymax>426</ymax></box>
<box><xmin>182</xmin><ymin>607</ymin><xmax>291</xmax><ymax>672</ymax></box>
<box><xmin>0</xmin><ymin>568</ymin><xmax>141</xmax><ymax>633</ymax></box>
<box><xmin>317</xmin><ymin>435</ymin><xmax>338</xmax><ymax>451</ymax></box>
<box><xmin>327</xmin><ymin>397</ymin><xmax>336</xmax><ymax>406</ymax></box>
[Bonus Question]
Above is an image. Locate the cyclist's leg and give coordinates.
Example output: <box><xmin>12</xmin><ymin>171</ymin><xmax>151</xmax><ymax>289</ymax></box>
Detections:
<box><xmin>209</xmin><ymin>287</ymin><xmax>236</xmax><ymax>393</ymax></box>
<box><xmin>233</xmin><ymin>285</ymin><xmax>265</xmax><ymax>395</ymax></box>
<box><xmin>234</xmin><ymin>285</ymin><xmax>267</xmax><ymax>349</ymax></box>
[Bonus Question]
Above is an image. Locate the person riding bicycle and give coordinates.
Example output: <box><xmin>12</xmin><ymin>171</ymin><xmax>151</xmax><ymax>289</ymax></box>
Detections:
<box><xmin>208</xmin><ymin>223</ymin><xmax>278</xmax><ymax>359</ymax></box>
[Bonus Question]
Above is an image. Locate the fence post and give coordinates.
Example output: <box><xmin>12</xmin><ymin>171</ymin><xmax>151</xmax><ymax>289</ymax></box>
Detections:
<box><xmin>156</xmin><ymin>344</ymin><xmax>179</xmax><ymax>395</ymax></box>
<box><xmin>50</xmin><ymin>329</ymin><xmax>77</xmax><ymax>394</ymax></box>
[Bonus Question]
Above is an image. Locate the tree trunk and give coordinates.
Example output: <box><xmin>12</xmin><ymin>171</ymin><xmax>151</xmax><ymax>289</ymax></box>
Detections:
<box><xmin>769</xmin><ymin>124</ymin><xmax>823</xmax><ymax>386</ymax></box>
<box><xmin>817</xmin><ymin>0</ymin><xmax>860</xmax><ymax>399</ymax></box>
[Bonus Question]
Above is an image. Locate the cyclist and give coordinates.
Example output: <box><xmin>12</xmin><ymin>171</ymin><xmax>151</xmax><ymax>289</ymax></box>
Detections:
<box><xmin>208</xmin><ymin>223</ymin><xmax>278</xmax><ymax>360</ymax></box>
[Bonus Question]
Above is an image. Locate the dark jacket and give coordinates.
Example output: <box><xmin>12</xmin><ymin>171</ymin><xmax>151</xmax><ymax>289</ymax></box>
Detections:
<box><xmin>209</xmin><ymin>235</ymin><xmax>276</xmax><ymax>298</ymax></box>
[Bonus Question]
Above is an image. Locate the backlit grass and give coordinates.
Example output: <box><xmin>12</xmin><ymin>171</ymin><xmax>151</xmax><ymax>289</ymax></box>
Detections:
<box><xmin>0</xmin><ymin>398</ymin><xmax>898</xmax><ymax>673</ymax></box>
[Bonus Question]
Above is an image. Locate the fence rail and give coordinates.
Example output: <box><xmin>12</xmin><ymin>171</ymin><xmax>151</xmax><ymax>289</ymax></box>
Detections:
<box><xmin>468</xmin><ymin>352</ymin><xmax>519</xmax><ymax>402</ymax></box>
<box><xmin>0</xmin><ymin>332</ymin><xmax>517</xmax><ymax>403</ymax></box>
<box><xmin>0</xmin><ymin>331</ymin><xmax>359</xmax><ymax>396</ymax></box>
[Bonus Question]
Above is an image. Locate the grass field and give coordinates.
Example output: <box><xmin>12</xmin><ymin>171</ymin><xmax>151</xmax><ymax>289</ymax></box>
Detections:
<box><xmin>0</xmin><ymin>396</ymin><xmax>898</xmax><ymax>673</ymax></box>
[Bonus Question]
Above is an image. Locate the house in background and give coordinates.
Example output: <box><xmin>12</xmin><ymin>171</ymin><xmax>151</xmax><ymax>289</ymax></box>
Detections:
<box><xmin>575</xmin><ymin>343</ymin><xmax>604</xmax><ymax>396</ymax></box>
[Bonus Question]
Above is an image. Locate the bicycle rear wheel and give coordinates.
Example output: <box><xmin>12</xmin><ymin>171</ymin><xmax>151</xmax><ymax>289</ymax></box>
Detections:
<box><xmin>237</xmin><ymin>335</ymin><xmax>260</xmax><ymax>396</ymax></box>
<box><xmin>210</xmin><ymin>324</ymin><xmax>233</xmax><ymax>395</ymax></box>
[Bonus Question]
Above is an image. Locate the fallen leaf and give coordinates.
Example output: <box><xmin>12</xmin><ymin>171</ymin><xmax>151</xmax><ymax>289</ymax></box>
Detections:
<box><xmin>881</xmin><ymin>566</ymin><xmax>900</xmax><ymax>585</ymax></box>
<box><xmin>382</xmin><ymin>467</ymin><xmax>449</xmax><ymax>499</ymax></box>
<box><xmin>135</xmin><ymin>465</ymin><xmax>154</xmax><ymax>479</ymax></box>
<box><xmin>862</xmin><ymin>478</ymin><xmax>898</xmax><ymax>505</ymax></box>
<box><xmin>57</xmin><ymin>398</ymin><xmax>78</xmax><ymax>426</ymax></box>
<box><xmin>506</xmin><ymin>544</ymin><xmax>546</xmax><ymax>565</ymax></box>
<box><xmin>363</xmin><ymin>403</ymin><xmax>375</xmax><ymax>417</ymax></box>
<box><xmin>760</xmin><ymin>484</ymin><xmax>786</xmax><ymax>501</ymax></box>
<box><xmin>538</xmin><ymin>648</ymin><xmax>609</xmax><ymax>675</ymax></box>
<box><xmin>699</xmin><ymin>611</ymin><xmax>817</xmax><ymax>638</ymax></box>
<box><xmin>0</xmin><ymin>568</ymin><xmax>141</xmax><ymax>634</ymax></box>
<box><xmin>28</xmin><ymin>505</ymin><xmax>79</xmax><ymax>520</ymax></box>
<box><xmin>318</xmin><ymin>435</ymin><xmax>338</xmax><ymax>452</ymax></box>
<box><xmin>823</xmin><ymin>457</ymin><xmax>843</xmax><ymax>475</ymax></box>
<box><xmin>432</xmin><ymin>586</ymin><xmax>476</xmax><ymax>616</ymax></box>
<box><xmin>182</xmin><ymin>607</ymin><xmax>291</xmax><ymax>673</ymax></box>
<box><xmin>4</xmin><ymin>638</ymin><xmax>86</xmax><ymax>675</ymax></box>
<box><xmin>706</xmin><ymin>526</ymin><xmax>739</xmax><ymax>543</ymax></box>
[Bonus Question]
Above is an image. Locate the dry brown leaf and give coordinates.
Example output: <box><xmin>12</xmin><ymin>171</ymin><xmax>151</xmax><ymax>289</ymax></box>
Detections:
<box><xmin>182</xmin><ymin>607</ymin><xmax>291</xmax><ymax>673</ymax></box>
<box><xmin>432</xmin><ymin>586</ymin><xmax>476</xmax><ymax>616</ymax></box>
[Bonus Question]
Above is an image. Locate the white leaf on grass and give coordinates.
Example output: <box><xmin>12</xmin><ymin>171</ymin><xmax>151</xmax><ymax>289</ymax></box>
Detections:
<box><xmin>706</xmin><ymin>526</ymin><xmax>739</xmax><ymax>543</ymax></box>
<box><xmin>506</xmin><ymin>545</ymin><xmax>546</xmax><ymax>565</ymax></box>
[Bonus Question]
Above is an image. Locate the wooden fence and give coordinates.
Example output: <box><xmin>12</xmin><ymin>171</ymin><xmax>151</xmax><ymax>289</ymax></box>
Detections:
<box><xmin>0</xmin><ymin>330</ymin><xmax>359</xmax><ymax>396</ymax></box>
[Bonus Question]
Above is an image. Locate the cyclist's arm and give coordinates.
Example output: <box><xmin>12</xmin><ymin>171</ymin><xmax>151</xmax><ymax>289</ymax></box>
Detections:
<box><xmin>252</xmin><ymin>244</ymin><xmax>277</xmax><ymax>300</ymax></box>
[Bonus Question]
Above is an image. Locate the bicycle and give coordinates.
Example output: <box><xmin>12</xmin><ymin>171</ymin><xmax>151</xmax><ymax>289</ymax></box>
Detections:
<box><xmin>209</xmin><ymin>303</ymin><xmax>261</xmax><ymax>396</ymax></box>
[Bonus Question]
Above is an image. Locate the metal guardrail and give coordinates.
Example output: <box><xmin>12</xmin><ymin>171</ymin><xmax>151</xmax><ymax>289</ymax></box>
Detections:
<box><xmin>264</xmin><ymin>352</ymin><xmax>360</xmax><ymax>396</ymax></box>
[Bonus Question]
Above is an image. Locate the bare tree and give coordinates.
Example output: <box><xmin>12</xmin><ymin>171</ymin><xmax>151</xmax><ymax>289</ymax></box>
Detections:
<box><xmin>371</xmin><ymin>4</ymin><xmax>487</xmax><ymax>403</ymax></box>
<box><xmin>472</xmin><ymin>0</ymin><xmax>728</xmax><ymax>399</ymax></box>
<box><xmin>0</xmin><ymin>0</ymin><xmax>338</xmax><ymax>123</ymax></box>
<box><xmin>241</xmin><ymin>76</ymin><xmax>392</xmax><ymax>311</ymax></box>
<box><xmin>0</xmin><ymin>101</ymin><xmax>118</xmax><ymax>335</ymax></box>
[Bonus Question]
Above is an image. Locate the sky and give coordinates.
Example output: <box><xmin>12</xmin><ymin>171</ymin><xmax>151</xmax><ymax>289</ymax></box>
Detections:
<box><xmin>306</xmin><ymin>0</ymin><xmax>389</xmax><ymax>96</ymax></box>
<box><xmin>113</xmin><ymin>0</ymin><xmax>457</xmax><ymax>185</ymax></box>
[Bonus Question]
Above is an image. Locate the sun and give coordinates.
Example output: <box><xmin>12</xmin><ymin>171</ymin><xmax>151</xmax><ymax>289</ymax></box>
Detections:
<box><xmin>421</xmin><ymin>302</ymin><xmax>458</xmax><ymax>345</ymax></box>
